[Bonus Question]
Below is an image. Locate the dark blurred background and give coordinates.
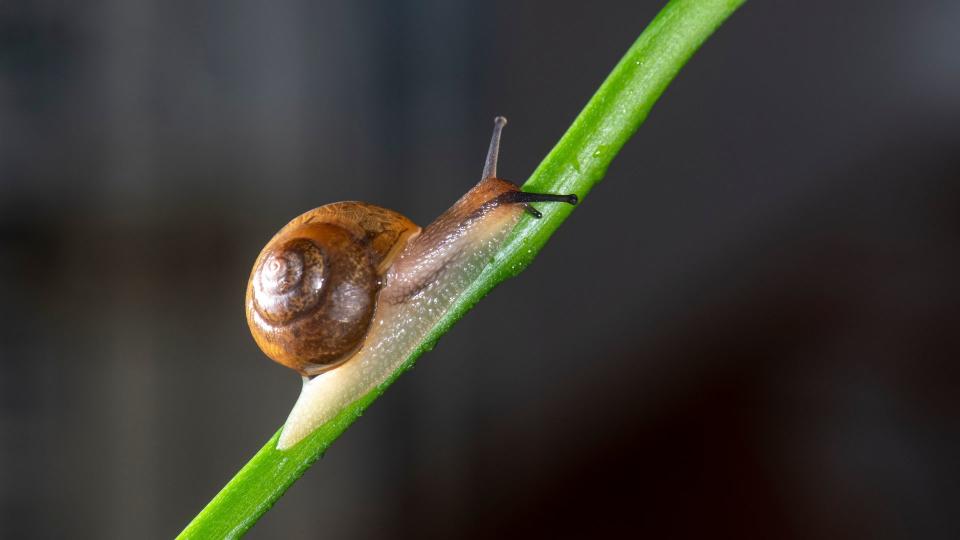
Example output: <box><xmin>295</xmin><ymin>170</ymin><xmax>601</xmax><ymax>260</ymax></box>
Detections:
<box><xmin>2</xmin><ymin>0</ymin><xmax>959</xmax><ymax>538</ymax></box>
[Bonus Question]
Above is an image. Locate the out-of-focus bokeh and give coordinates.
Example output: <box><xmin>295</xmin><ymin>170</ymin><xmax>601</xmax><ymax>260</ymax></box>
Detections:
<box><xmin>2</xmin><ymin>0</ymin><xmax>959</xmax><ymax>538</ymax></box>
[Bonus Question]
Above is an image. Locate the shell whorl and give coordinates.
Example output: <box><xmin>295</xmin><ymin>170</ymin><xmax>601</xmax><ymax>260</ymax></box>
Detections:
<box><xmin>253</xmin><ymin>238</ymin><xmax>327</xmax><ymax>325</ymax></box>
<box><xmin>246</xmin><ymin>203</ymin><xmax>420</xmax><ymax>376</ymax></box>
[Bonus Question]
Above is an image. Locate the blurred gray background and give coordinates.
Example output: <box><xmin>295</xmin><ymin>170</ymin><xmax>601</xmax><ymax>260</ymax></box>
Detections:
<box><xmin>2</xmin><ymin>0</ymin><xmax>960</xmax><ymax>538</ymax></box>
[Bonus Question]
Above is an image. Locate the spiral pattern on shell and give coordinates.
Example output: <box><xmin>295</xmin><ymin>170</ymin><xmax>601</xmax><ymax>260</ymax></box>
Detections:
<box><xmin>246</xmin><ymin>223</ymin><xmax>381</xmax><ymax>375</ymax></box>
<box><xmin>245</xmin><ymin>202</ymin><xmax>419</xmax><ymax>376</ymax></box>
<box><xmin>252</xmin><ymin>238</ymin><xmax>327</xmax><ymax>325</ymax></box>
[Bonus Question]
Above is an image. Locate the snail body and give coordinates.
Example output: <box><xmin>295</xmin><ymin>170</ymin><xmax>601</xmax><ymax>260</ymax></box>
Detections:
<box><xmin>246</xmin><ymin>118</ymin><xmax>577</xmax><ymax>449</ymax></box>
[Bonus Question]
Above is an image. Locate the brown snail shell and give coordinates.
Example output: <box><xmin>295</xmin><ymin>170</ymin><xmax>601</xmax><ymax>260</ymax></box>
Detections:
<box><xmin>245</xmin><ymin>202</ymin><xmax>419</xmax><ymax>375</ymax></box>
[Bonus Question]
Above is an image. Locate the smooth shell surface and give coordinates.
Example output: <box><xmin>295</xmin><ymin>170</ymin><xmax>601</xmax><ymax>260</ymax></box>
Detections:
<box><xmin>246</xmin><ymin>202</ymin><xmax>419</xmax><ymax>375</ymax></box>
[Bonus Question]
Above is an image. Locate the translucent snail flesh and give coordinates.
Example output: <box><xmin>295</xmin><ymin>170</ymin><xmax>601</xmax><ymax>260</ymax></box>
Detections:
<box><xmin>246</xmin><ymin>117</ymin><xmax>577</xmax><ymax>449</ymax></box>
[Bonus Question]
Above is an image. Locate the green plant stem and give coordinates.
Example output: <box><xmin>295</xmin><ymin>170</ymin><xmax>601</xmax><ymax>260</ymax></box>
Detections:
<box><xmin>178</xmin><ymin>0</ymin><xmax>745</xmax><ymax>537</ymax></box>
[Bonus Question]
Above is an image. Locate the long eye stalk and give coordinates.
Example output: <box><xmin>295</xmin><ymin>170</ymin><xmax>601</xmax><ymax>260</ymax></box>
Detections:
<box><xmin>482</xmin><ymin>116</ymin><xmax>508</xmax><ymax>180</ymax></box>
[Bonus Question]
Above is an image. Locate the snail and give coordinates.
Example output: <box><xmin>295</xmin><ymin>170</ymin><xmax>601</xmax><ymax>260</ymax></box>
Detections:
<box><xmin>246</xmin><ymin>117</ymin><xmax>577</xmax><ymax>449</ymax></box>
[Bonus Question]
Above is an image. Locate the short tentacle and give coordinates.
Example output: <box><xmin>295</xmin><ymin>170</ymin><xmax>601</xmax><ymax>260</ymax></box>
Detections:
<box><xmin>496</xmin><ymin>190</ymin><xmax>579</xmax><ymax>219</ymax></box>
